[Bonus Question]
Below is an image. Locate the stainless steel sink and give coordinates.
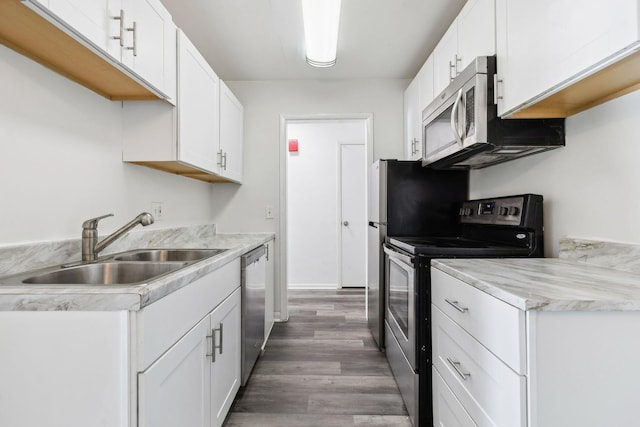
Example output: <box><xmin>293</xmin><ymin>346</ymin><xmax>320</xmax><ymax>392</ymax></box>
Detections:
<box><xmin>0</xmin><ymin>247</ymin><xmax>227</xmax><ymax>286</ymax></box>
<box><xmin>21</xmin><ymin>262</ymin><xmax>187</xmax><ymax>285</ymax></box>
<box><xmin>113</xmin><ymin>248</ymin><xmax>226</xmax><ymax>263</ymax></box>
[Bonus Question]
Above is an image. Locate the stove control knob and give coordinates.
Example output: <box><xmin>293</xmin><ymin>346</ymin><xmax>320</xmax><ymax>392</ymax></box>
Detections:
<box><xmin>499</xmin><ymin>207</ymin><xmax>509</xmax><ymax>216</ymax></box>
<box><xmin>509</xmin><ymin>206</ymin><xmax>520</xmax><ymax>216</ymax></box>
<box><xmin>464</xmin><ymin>208</ymin><xmax>473</xmax><ymax>216</ymax></box>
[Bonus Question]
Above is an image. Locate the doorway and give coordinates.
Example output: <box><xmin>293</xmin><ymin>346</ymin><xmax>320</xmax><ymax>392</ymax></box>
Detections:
<box><xmin>278</xmin><ymin>114</ymin><xmax>373</xmax><ymax>320</ymax></box>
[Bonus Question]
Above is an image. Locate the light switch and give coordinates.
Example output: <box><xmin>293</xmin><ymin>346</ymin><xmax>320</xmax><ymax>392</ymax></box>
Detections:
<box><xmin>265</xmin><ymin>205</ymin><xmax>274</xmax><ymax>219</ymax></box>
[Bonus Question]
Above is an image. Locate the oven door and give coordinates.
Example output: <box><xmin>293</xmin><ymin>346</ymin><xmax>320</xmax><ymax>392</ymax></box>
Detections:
<box><xmin>383</xmin><ymin>243</ymin><xmax>416</xmax><ymax>369</ymax></box>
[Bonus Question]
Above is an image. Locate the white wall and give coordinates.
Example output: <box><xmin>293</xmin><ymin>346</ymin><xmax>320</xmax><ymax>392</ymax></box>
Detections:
<box><xmin>286</xmin><ymin>120</ymin><xmax>365</xmax><ymax>288</ymax></box>
<box><xmin>212</xmin><ymin>79</ymin><xmax>405</xmax><ymax>315</ymax></box>
<box><xmin>212</xmin><ymin>79</ymin><xmax>405</xmax><ymax>233</ymax></box>
<box><xmin>0</xmin><ymin>45</ymin><xmax>215</xmax><ymax>246</ymax></box>
<box><xmin>470</xmin><ymin>90</ymin><xmax>640</xmax><ymax>256</ymax></box>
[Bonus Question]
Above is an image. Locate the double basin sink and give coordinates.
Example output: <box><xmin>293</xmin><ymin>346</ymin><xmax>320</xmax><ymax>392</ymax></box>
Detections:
<box><xmin>4</xmin><ymin>249</ymin><xmax>227</xmax><ymax>286</ymax></box>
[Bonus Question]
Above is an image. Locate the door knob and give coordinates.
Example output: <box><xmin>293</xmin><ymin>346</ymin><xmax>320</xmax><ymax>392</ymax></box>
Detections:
<box><xmin>343</xmin><ymin>221</ymin><xmax>349</xmax><ymax>226</ymax></box>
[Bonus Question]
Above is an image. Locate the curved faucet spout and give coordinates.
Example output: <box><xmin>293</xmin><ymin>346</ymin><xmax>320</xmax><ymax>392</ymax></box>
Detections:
<box><xmin>82</xmin><ymin>212</ymin><xmax>154</xmax><ymax>261</ymax></box>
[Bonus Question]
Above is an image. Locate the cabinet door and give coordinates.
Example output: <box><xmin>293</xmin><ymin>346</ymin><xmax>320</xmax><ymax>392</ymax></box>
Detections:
<box><xmin>210</xmin><ymin>288</ymin><xmax>242</xmax><ymax>427</ymax></box>
<box><xmin>138</xmin><ymin>315</ymin><xmax>211</xmax><ymax>427</ymax></box>
<box><xmin>219</xmin><ymin>81</ymin><xmax>244</xmax><ymax>183</ymax></box>
<box><xmin>433</xmin><ymin>21</ymin><xmax>458</xmax><ymax>96</ymax></box>
<box><xmin>403</xmin><ymin>77</ymin><xmax>420</xmax><ymax>160</ymax></box>
<box><xmin>46</xmin><ymin>0</ymin><xmax>121</xmax><ymax>59</ymax></box>
<box><xmin>177</xmin><ymin>30</ymin><xmax>220</xmax><ymax>173</ymax></box>
<box><xmin>417</xmin><ymin>54</ymin><xmax>435</xmax><ymax>115</ymax></box>
<box><xmin>457</xmin><ymin>0</ymin><xmax>495</xmax><ymax>72</ymax></box>
<box><xmin>122</xmin><ymin>0</ymin><xmax>175</xmax><ymax>99</ymax></box>
<box><xmin>496</xmin><ymin>0</ymin><xmax>639</xmax><ymax>116</ymax></box>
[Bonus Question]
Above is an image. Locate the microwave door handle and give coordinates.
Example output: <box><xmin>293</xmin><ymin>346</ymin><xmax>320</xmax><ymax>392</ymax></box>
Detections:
<box><xmin>450</xmin><ymin>89</ymin><xmax>464</xmax><ymax>148</ymax></box>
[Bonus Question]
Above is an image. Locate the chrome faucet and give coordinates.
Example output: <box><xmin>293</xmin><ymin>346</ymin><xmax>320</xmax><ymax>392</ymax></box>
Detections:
<box><xmin>81</xmin><ymin>212</ymin><xmax>154</xmax><ymax>261</ymax></box>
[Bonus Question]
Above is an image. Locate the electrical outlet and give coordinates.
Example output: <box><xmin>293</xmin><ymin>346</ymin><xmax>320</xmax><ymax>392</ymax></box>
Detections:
<box><xmin>265</xmin><ymin>205</ymin><xmax>274</xmax><ymax>219</ymax></box>
<box><xmin>151</xmin><ymin>202</ymin><xmax>163</xmax><ymax>220</ymax></box>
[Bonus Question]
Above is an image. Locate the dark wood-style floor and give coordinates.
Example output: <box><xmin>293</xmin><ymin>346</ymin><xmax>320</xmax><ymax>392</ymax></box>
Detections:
<box><xmin>223</xmin><ymin>289</ymin><xmax>411</xmax><ymax>427</ymax></box>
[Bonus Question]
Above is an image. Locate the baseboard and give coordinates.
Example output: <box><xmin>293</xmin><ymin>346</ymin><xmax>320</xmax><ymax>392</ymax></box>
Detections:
<box><xmin>287</xmin><ymin>283</ymin><xmax>339</xmax><ymax>290</ymax></box>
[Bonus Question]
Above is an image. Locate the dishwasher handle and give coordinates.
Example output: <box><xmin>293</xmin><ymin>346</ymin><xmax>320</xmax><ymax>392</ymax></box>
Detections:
<box><xmin>242</xmin><ymin>245</ymin><xmax>267</xmax><ymax>267</ymax></box>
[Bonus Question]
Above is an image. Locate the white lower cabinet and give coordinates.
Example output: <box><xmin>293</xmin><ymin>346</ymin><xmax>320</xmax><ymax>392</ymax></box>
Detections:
<box><xmin>138</xmin><ymin>288</ymin><xmax>241</xmax><ymax>427</ymax></box>
<box><xmin>0</xmin><ymin>258</ymin><xmax>242</xmax><ymax>427</ymax></box>
<box><xmin>432</xmin><ymin>366</ymin><xmax>477</xmax><ymax>427</ymax></box>
<box><xmin>210</xmin><ymin>288</ymin><xmax>242</xmax><ymax>426</ymax></box>
<box><xmin>138</xmin><ymin>315</ymin><xmax>211</xmax><ymax>427</ymax></box>
<box><xmin>432</xmin><ymin>267</ymin><xmax>640</xmax><ymax>427</ymax></box>
<box><xmin>432</xmin><ymin>305</ymin><xmax>526</xmax><ymax>427</ymax></box>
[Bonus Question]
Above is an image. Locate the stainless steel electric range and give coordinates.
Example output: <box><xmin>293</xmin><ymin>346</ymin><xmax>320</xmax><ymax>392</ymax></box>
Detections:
<box><xmin>383</xmin><ymin>194</ymin><xmax>544</xmax><ymax>427</ymax></box>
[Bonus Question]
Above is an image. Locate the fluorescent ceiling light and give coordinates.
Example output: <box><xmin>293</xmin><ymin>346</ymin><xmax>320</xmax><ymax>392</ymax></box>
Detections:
<box><xmin>301</xmin><ymin>0</ymin><xmax>341</xmax><ymax>67</ymax></box>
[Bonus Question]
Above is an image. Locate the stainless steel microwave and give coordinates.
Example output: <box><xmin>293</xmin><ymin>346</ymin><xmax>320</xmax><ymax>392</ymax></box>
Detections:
<box><xmin>422</xmin><ymin>56</ymin><xmax>565</xmax><ymax>169</ymax></box>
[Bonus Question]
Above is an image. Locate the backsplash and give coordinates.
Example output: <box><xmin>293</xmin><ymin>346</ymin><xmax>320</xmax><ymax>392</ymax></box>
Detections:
<box><xmin>0</xmin><ymin>224</ymin><xmax>217</xmax><ymax>277</ymax></box>
<box><xmin>559</xmin><ymin>238</ymin><xmax>640</xmax><ymax>275</ymax></box>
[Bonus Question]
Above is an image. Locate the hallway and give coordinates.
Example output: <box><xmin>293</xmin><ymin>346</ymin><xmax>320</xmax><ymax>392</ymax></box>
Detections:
<box><xmin>224</xmin><ymin>289</ymin><xmax>411</xmax><ymax>426</ymax></box>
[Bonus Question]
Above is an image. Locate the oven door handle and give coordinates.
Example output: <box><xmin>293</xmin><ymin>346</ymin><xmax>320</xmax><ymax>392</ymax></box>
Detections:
<box><xmin>383</xmin><ymin>243</ymin><xmax>414</xmax><ymax>266</ymax></box>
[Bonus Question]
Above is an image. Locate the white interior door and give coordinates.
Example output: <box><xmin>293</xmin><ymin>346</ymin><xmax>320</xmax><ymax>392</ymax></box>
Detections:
<box><xmin>339</xmin><ymin>143</ymin><xmax>366</xmax><ymax>287</ymax></box>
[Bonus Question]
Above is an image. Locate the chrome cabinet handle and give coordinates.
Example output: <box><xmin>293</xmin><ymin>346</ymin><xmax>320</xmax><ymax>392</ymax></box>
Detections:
<box><xmin>125</xmin><ymin>21</ymin><xmax>137</xmax><ymax>56</ymax></box>
<box><xmin>493</xmin><ymin>74</ymin><xmax>504</xmax><ymax>104</ymax></box>
<box><xmin>217</xmin><ymin>150</ymin><xmax>228</xmax><ymax>170</ymax></box>
<box><xmin>454</xmin><ymin>54</ymin><xmax>462</xmax><ymax>76</ymax></box>
<box><xmin>449</xmin><ymin>60</ymin><xmax>456</xmax><ymax>82</ymax></box>
<box><xmin>206</xmin><ymin>323</ymin><xmax>224</xmax><ymax>363</ymax></box>
<box><xmin>447</xmin><ymin>357</ymin><xmax>471</xmax><ymax>380</ymax></box>
<box><xmin>217</xmin><ymin>150</ymin><xmax>223</xmax><ymax>168</ymax></box>
<box><xmin>111</xmin><ymin>10</ymin><xmax>124</xmax><ymax>47</ymax></box>
<box><xmin>444</xmin><ymin>298</ymin><xmax>469</xmax><ymax>313</ymax></box>
<box><xmin>410</xmin><ymin>138</ymin><xmax>419</xmax><ymax>156</ymax></box>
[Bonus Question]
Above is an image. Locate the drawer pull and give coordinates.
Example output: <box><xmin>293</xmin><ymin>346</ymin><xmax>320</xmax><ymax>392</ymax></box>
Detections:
<box><xmin>445</xmin><ymin>298</ymin><xmax>469</xmax><ymax>313</ymax></box>
<box><xmin>447</xmin><ymin>357</ymin><xmax>471</xmax><ymax>380</ymax></box>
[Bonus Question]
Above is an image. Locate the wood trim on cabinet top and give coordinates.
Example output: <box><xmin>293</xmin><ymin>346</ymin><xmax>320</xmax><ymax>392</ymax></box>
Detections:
<box><xmin>505</xmin><ymin>43</ymin><xmax>640</xmax><ymax>119</ymax></box>
<box><xmin>130</xmin><ymin>161</ymin><xmax>240</xmax><ymax>184</ymax></box>
<box><xmin>0</xmin><ymin>0</ymin><xmax>160</xmax><ymax>101</ymax></box>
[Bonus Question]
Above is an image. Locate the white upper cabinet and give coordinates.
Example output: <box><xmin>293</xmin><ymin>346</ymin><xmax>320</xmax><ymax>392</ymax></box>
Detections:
<box><xmin>495</xmin><ymin>0</ymin><xmax>640</xmax><ymax>118</ymax></box>
<box><xmin>219</xmin><ymin>81</ymin><xmax>244</xmax><ymax>183</ymax></box>
<box><xmin>177</xmin><ymin>30</ymin><xmax>220</xmax><ymax>173</ymax></box>
<box><xmin>403</xmin><ymin>78</ymin><xmax>420</xmax><ymax>160</ymax></box>
<box><xmin>433</xmin><ymin>23</ymin><xmax>459</xmax><ymax>97</ymax></box>
<box><xmin>417</xmin><ymin>54</ymin><xmax>435</xmax><ymax>116</ymax></box>
<box><xmin>121</xmin><ymin>0</ymin><xmax>176</xmax><ymax>101</ymax></box>
<box><xmin>404</xmin><ymin>54</ymin><xmax>433</xmax><ymax>161</ymax></box>
<box><xmin>123</xmin><ymin>29</ymin><xmax>244</xmax><ymax>184</ymax></box>
<box><xmin>433</xmin><ymin>0</ymin><xmax>496</xmax><ymax>96</ymax></box>
<box><xmin>46</xmin><ymin>0</ymin><xmax>120</xmax><ymax>57</ymax></box>
<box><xmin>25</xmin><ymin>0</ymin><xmax>176</xmax><ymax>101</ymax></box>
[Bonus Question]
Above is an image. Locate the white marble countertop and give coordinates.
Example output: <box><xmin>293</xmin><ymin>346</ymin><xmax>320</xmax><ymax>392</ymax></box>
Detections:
<box><xmin>432</xmin><ymin>258</ymin><xmax>640</xmax><ymax>311</ymax></box>
<box><xmin>0</xmin><ymin>232</ymin><xmax>274</xmax><ymax>311</ymax></box>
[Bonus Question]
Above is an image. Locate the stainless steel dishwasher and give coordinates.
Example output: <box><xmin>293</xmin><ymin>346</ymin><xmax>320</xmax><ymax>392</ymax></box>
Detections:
<box><xmin>240</xmin><ymin>245</ymin><xmax>267</xmax><ymax>386</ymax></box>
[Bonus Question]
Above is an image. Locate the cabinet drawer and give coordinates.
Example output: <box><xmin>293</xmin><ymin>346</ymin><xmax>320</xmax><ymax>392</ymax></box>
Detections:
<box><xmin>432</xmin><ymin>305</ymin><xmax>526</xmax><ymax>427</ymax></box>
<box><xmin>433</xmin><ymin>366</ymin><xmax>477</xmax><ymax>427</ymax></box>
<box><xmin>431</xmin><ymin>267</ymin><xmax>526</xmax><ymax>373</ymax></box>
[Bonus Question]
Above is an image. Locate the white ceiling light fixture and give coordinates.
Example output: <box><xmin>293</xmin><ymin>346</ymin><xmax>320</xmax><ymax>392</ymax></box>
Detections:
<box><xmin>301</xmin><ymin>0</ymin><xmax>341</xmax><ymax>67</ymax></box>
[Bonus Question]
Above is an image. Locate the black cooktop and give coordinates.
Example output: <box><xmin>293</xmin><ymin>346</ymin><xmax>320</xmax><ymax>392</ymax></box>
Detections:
<box><xmin>388</xmin><ymin>235</ymin><xmax>533</xmax><ymax>257</ymax></box>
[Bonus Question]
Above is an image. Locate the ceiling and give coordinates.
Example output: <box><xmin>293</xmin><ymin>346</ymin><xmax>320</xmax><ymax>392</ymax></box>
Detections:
<box><xmin>160</xmin><ymin>0</ymin><xmax>467</xmax><ymax>81</ymax></box>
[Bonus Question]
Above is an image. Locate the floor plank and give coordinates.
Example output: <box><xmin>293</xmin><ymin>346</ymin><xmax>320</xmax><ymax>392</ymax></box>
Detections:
<box><xmin>224</xmin><ymin>289</ymin><xmax>410</xmax><ymax>426</ymax></box>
